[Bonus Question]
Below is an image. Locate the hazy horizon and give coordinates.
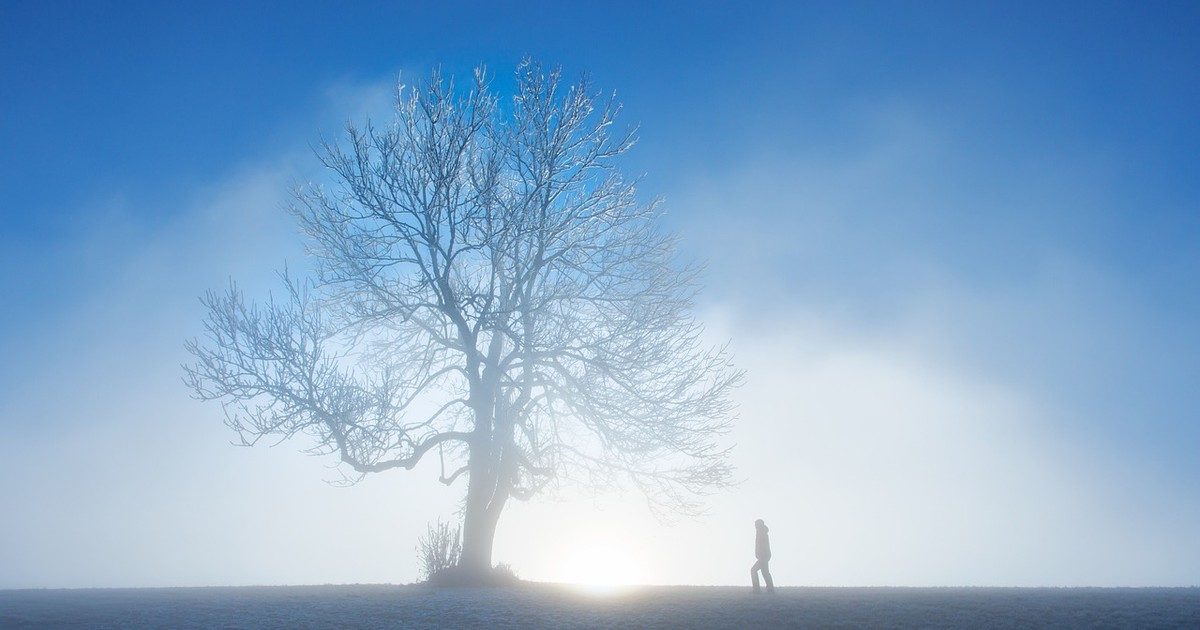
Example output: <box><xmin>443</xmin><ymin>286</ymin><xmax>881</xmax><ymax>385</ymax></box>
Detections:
<box><xmin>2</xmin><ymin>2</ymin><xmax>1197</xmax><ymax>590</ymax></box>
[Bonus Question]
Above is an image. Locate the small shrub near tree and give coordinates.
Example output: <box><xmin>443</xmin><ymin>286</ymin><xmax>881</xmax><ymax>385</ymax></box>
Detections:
<box><xmin>416</xmin><ymin>519</ymin><xmax>462</xmax><ymax>583</ymax></box>
<box><xmin>493</xmin><ymin>562</ymin><xmax>519</xmax><ymax>582</ymax></box>
<box><xmin>416</xmin><ymin>519</ymin><xmax>520</xmax><ymax>586</ymax></box>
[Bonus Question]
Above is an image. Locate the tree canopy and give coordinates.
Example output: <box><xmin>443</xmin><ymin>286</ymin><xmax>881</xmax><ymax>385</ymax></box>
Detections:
<box><xmin>184</xmin><ymin>61</ymin><xmax>743</xmax><ymax>573</ymax></box>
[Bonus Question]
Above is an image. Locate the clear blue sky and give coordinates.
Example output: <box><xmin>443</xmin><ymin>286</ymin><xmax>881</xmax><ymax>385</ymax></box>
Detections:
<box><xmin>1</xmin><ymin>1</ymin><xmax>1197</xmax><ymax>587</ymax></box>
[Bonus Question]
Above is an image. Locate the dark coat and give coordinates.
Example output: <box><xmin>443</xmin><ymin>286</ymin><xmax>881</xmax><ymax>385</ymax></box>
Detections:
<box><xmin>755</xmin><ymin>524</ymin><xmax>771</xmax><ymax>560</ymax></box>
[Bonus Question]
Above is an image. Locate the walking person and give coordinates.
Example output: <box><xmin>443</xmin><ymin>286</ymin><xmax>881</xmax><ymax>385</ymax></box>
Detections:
<box><xmin>751</xmin><ymin>518</ymin><xmax>775</xmax><ymax>593</ymax></box>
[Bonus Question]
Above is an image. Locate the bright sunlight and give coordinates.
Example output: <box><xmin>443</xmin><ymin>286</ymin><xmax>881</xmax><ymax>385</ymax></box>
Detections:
<box><xmin>557</xmin><ymin>540</ymin><xmax>646</xmax><ymax>594</ymax></box>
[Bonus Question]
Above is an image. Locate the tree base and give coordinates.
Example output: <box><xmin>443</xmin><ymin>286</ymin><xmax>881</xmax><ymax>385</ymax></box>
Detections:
<box><xmin>427</xmin><ymin>564</ymin><xmax>521</xmax><ymax>587</ymax></box>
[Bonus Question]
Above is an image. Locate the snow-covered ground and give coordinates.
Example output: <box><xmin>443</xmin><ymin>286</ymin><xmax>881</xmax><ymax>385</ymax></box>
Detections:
<box><xmin>2</xmin><ymin>584</ymin><xmax>1197</xmax><ymax>628</ymax></box>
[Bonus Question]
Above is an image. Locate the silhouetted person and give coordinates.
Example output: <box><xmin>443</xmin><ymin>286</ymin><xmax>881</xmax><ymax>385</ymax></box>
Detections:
<box><xmin>751</xmin><ymin>518</ymin><xmax>775</xmax><ymax>593</ymax></box>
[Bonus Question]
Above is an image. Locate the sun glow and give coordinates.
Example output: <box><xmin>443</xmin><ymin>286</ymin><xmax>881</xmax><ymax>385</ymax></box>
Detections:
<box><xmin>558</xmin><ymin>542</ymin><xmax>644</xmax><ymax>594</ymax></box>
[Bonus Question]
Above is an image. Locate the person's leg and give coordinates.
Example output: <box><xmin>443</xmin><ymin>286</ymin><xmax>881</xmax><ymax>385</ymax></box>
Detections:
<box><xmin>750</xmin><ymin>560</ymin><xmax>762</xmax><ymax>592</ymax></box>
<box><xmin>762</xmin><ymin>560</ymin><xmax>774</xmax><ymax>593</ymax></box>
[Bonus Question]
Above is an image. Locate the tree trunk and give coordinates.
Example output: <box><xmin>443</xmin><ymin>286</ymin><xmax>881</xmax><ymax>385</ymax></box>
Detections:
<box><xmin>460</xmin><ymin>471</ymin><xmax>499</xmax><ymax>574</ymax></box>
<box><xmin>459</xmin><ymin>428</ymin><xmax>503</xmax><ymax>576</ymax></box>
<box><xmin>459</xmin><ymin>370</ymin><xmax>508</xmax><ymax>578</ymax></box>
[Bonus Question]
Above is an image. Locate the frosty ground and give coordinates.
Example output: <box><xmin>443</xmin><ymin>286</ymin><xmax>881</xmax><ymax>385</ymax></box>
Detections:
<box><xmin>2</xmin><ymin>584</ymin><xmax>1197</xmax><ymax>628</ymax></box>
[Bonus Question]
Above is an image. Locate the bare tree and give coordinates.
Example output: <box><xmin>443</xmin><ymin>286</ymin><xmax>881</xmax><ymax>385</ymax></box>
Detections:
<box><xmin>184</xmin><ymin>61</ymin><xmax>743</xmax><ymax>577</ymax></box>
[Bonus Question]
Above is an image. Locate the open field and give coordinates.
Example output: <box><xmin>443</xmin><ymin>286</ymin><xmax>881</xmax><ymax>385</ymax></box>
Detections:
<box><xmin>1</xmin><ymin>584</ymin><xmax>1197</xmax><ymax>628</ymax></box>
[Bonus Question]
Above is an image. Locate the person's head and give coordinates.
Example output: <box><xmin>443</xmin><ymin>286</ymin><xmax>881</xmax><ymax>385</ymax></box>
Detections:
<box><xmin>755</xmin><ymin>518</ymin><xmax>765</xmax><ymax>528</ymax></box>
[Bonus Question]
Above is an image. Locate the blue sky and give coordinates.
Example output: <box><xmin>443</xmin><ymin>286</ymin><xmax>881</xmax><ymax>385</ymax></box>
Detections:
<box><xmin>1</xmin><ymin>1</ymin><xmax>1197</xmax><ymax>587</ymax></box>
